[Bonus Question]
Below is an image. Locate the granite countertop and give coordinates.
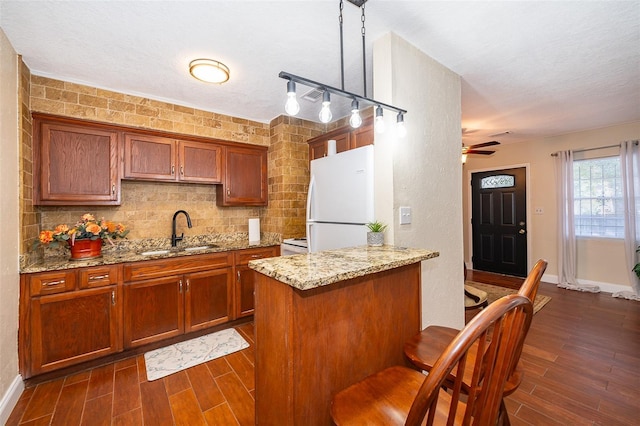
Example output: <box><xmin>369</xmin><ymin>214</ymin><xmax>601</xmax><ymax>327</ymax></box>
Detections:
<box><xmin>248</xmin><ymin>245</ymin><xmax>439</xmax><ymax>290</ymax></box>
<box><xmin>21</xmin><ymin>233</ymin><xmax>281</xmax><ymax>274</ymax></box>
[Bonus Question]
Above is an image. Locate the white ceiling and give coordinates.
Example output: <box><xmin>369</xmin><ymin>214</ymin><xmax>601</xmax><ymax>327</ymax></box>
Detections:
<box><xmin>1</xmin><ymin>0</ymin><xmax>639</xmax><ymax>147</ymax></box>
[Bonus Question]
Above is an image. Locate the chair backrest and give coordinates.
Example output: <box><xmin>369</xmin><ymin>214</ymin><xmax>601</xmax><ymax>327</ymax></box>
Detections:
<box><xmin>405</xmin><ymin>294</ymin><xmax>534</xmax><ymax>425</ymax></box>
<box><xmin>517</xmin><ymin>259</ymin><xmax>548</xmax><ymax>303</ymax></box>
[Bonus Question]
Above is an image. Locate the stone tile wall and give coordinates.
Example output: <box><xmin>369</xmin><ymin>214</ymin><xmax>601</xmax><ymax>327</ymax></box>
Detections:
<box><xmin>22</xmin><ymin>73</ymin><xmax>354</xmax><ymax>251</ymax></box>
<box><xmin>19</xmin><ymin>60</ymin><xmax>37</xmax><ymax>253</ymax></box>
<box><xmin>267</xmin><ymin>115</ymin><xmax>324</xmax><ymax>239</ymax></box>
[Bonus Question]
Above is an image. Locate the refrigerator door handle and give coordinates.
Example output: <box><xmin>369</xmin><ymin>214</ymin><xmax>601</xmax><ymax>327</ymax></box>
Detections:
<box><xmin>306</xmin><ymin>222</ymin><xmax>313</xmax><ymax>253</ymax></box>
<box><xmin>306</xmin><ymin>175</ymin><xmax>315</xmax><ymax>222</ymax></box>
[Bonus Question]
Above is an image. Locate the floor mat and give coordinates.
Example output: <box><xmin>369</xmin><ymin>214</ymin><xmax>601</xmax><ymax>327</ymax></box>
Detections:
<box><xmin>144</xmin><ymin>328</ymin><xmax>249</xmax><ymax>381</ymax></box>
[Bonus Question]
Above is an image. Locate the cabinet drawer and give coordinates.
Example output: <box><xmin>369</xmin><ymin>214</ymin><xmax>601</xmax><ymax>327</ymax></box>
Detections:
<box><xmin>30</xmin><ymin>271</ymin><xmax>76</xmax><ymax>296</ymax></box>
<box><xmin>124</xmin><ymin>252</ymin><xmax>233</xmax><ymax>281</ymax></box>
<box><xmin>236</xmin><ymin>247</ymin><xmax>279</xmax><ymax>266</ymax></box>
<box><xmin>79</xmin><ymin>265</ymin><xmax>120</xmax><ymax>289</ymax></box>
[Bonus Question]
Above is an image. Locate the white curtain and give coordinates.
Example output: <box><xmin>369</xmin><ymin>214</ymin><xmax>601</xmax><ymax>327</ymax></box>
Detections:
<box><xmin>554</xmin><ymin>150</ymin><xmax>600</xmax><ymax>292</ymax></box>
<box><xmin>616</xmin><ymin>140</ymin><xmax>640</xmax><ymax>300</ymax></box>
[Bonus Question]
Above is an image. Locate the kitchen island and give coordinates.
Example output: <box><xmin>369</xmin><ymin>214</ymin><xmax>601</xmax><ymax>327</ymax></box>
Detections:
<box><xmin>249</xmin><ymin>245</ymin><xmax>439</xmax><ymax>425</ymax></box>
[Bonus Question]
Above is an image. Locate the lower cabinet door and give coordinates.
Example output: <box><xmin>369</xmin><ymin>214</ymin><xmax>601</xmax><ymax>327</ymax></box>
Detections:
<box><xmin>30</xmin><ymin>286</ymin><xmax>121</xmax><ymax>376</ymax></box>
<box><xmin>124</xmin><ymin>276</ymin><xmax>184</xmax><ymax>348</ymax></box>
<box><xmin>236</xmin><ymin>265</ymin><xmax>256</xmax><ymax>318</ymax></box>
<box><xmin>184</xmin><ymin>268</ymin><xmax>232</xmax><ymax>332</ymax></box>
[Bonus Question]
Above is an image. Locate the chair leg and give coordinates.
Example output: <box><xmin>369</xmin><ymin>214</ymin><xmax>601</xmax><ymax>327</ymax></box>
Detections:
<box><xmin>497</xmin><ymin>399</ymin><xmax>511</xmax><ymax>426</ymax></box>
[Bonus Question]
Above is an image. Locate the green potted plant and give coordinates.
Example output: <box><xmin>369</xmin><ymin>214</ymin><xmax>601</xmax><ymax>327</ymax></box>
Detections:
<box><xmin>366</xmin><ymin>221</ymin><xmax>387</xmax><ymax>246</ymax></box>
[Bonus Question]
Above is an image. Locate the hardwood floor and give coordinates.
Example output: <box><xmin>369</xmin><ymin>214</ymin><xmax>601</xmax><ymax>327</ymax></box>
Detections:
<box><xmin>7</xmin><ymin>271</ymin><xmax>639</xmax><ymax>425</ymax></box>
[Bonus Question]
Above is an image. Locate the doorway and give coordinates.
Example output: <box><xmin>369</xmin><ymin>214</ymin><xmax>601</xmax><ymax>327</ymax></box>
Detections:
<box><xmin>471</xmin><ymin>167</ymin><xmax>528</xmax><ymax>277</ymax></box>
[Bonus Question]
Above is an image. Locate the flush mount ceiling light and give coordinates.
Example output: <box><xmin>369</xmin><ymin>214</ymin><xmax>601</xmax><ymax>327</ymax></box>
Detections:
<box><xmin>279</xmin><ymin>0</ymin><xmax>407</xmax><ymax>136</ymax></box>
<box><xmin>189</xmin><ymin>59</ymin><xmax>230</xmax><ymax>84</ymax></box>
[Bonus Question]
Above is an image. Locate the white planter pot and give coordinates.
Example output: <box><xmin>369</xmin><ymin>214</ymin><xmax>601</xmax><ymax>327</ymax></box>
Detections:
<box><xmin>367</xmin><ymin>232</ymin><xmax>384</xmax><ymax>246</ymax></box>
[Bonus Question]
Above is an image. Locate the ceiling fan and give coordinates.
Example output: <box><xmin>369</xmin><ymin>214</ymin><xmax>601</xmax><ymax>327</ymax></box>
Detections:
<box><xmin>461</xmin><ymin>140</ymin><xmax>500</xmax><ymax>164</ymax></box>
<box><xmin>462</xmin><ymin>140</ymin><xmax>501</xmax><ymax>156</ymax></box>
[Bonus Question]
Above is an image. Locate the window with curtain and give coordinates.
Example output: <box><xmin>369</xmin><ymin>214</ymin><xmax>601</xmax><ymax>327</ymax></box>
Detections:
<box><xmin>573</xmin><ymin>156</ymin><xmax>623</xmax><ymax>238</ymax></box>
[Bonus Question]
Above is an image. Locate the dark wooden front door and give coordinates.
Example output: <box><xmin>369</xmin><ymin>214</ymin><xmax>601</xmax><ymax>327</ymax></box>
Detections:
<box><xmin>471</xmin><ymin>167</ymin><xmax>527</xmax><ymax>277</ymax></box>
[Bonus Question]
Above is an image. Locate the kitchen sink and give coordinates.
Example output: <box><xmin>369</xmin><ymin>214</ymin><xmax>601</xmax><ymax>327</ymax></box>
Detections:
<box><xmin>137</xmin><ymin>244</ymin><xmax>218</xmax><ymax>256</ymax></box>
<box><xmin>138</xmin><ymin>249</ymin><xmax>171</xmax><ymax>256</ymax></box>
<box><xmin>182</xmin><ymin>244</ymin><xmax>217</xmax><ymax>252</ymax></box>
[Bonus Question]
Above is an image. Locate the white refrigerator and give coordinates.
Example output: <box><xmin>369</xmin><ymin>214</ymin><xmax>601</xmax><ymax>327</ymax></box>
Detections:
<box><xmin>306</xmin><ymin>145</ymin><xmax>375</xmax><ymax>252</ymax></box>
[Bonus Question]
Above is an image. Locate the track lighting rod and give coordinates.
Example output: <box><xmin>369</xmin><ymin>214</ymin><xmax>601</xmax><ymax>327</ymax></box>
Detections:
<box><xmin>279</xmin><ymin>71</ymin><xmax>407</xmax><ymax>116</ymax></box>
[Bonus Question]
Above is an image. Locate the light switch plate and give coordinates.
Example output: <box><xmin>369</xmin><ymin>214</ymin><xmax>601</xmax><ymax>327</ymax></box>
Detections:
<box><xmin>399</xmin><ymin>206</ymin><xmax>412</xmax><ymax>225</ymax></box>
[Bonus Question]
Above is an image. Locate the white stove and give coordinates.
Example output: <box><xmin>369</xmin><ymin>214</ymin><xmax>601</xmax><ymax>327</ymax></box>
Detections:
<box><xmin>281</xmin><ymin>238</ymin><xmax>308</xmax><ymax>256</ymax></box>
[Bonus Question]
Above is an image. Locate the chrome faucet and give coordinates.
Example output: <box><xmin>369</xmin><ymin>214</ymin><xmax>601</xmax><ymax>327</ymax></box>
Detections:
<box><xmin>171</xmin><ymin>210</ymin><xmax>192</xmax><ymax>247</ymax></box>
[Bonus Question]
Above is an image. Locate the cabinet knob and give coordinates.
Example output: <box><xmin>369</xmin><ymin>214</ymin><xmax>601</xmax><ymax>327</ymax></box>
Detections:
<box><xmin>42</xmin><ymin>279</ymin><xmax>64</xmax><ymax>287</ymax></box>
<box><xmin>186</xmin><ymin>279</ymin><xmax>190</xmax><ymax>292</ymax></box>
<box><xmin>227</xmin><ymin>188</ymin><xmax>231</xmax><ymax>195</ymax></box>
<box><xmin>237</xmin><ymin>271</ymin><xmax>241</xmax><ymax>281</ymax></box>
<box><xmin>171</xmin><ymin>165</ymin><xmax>175</xmax><ymax>175</ymax></box>
<box><xmin>112</xmin><ymin>183</ymin><xmax>115</xmax><ymax>195</ymax></box>
<box><xmin>111</xmin><ymin>290</ymin><xmax>116</xmax><ymax>306</ymax></box>
<box><xmin>180</xmin><ymin>165</ymin><xmax>184</xmax><ymax>175</ymax></box>
<box><xmin>179</xmin><ymin>279</ymin><xmax>183</xmax><ymax>293</ymax></box>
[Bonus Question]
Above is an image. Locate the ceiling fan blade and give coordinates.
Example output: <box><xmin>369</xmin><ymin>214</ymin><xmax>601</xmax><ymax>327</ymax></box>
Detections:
<box><xmin>469</xmin><ymin>140</ymin><xmax>500</xmax><ymax>149</ymax></box>
<box><xmin>466</xmin><ymin>149</ymin><xmax>495</xmax><ymax>155</ymax></box>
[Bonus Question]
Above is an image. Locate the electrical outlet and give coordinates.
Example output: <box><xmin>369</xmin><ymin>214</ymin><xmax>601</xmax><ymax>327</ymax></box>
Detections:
<box><xmin>534</xmin><ymin>207</ymin><xmax>544</xmax><ymax>214</ymax></box>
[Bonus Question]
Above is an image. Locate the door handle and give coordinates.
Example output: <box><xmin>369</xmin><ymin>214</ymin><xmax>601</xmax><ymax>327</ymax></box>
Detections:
<box><xmin>519</xmin><ymin>229</ymin><xmax>526</xmax><ymax>234</ymax></box>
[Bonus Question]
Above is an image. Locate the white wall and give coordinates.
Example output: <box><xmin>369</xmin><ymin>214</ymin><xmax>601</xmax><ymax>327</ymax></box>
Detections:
<box><xmin>463</xmin><ymin>122</ymin><xmax>640</xmax><ymax>292</ymax></box>
<box><xmin>374</xmin><ymin>33</ymin><xmax>464</xmax><ymax>329</ymax></box>
<box><xmin>0</xmin><ymin>28</ymin><xmax>23</xmax><ymax>423</ymax></box>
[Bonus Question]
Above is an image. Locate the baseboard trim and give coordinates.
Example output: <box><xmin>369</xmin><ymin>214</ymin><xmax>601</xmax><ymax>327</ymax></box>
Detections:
<box><xmin>542</xmin><ymin>273</ymin><xmax>632</xmax><ymax>294</ymax></box>
<box><xmin>0</xmin><ymin>374</ymin><xmax>24</xmax><ymax>425</ymax></box>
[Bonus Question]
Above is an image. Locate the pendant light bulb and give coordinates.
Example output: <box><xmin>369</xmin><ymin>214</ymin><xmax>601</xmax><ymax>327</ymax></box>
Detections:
<box><xmin>284</xmin><ymin>81</ymin><xmax>300</xmax><ymax>116</ymax></box>
<box><xmin>318</xmin><ymin>91</ymin><xmax>332</xmax><ymax>123</ymax></box>
<box><xmin>349</xmin><ymin>99</ymin><xmax>362</xmax><ymax>128</ymax></box>
<box><xmin>396</xmin><ymin>112</ymin><xmax>407</xmax><ymax>138</ymax></box>
<box><xmin>374</xmin><ymin>106</ymin><xmax>385</xmax><ymax>134</ymax></box>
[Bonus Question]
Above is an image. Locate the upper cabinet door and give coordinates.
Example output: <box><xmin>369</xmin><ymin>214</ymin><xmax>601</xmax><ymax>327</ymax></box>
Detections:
<box><xmin>124</xmin><ymin>135</ymin><xmax>223</xmax><ymax>184</ymax></box>
<box><xmin>217</xmin><ymin>145</ymin><xmax>268</xmax><ymax>206</ymax></box>
<box><xmin>351</xmin><ymin>118</ymin><xmax>374</xmax><ymax>149</ymax></box>
<box><xmin>35</xmin><ymin>117</ymin><xmax>120</xmax><ymax>205</ymax></box>
<box><xmin>178</xmin><ymin>141</ymin><xmax>223</xmax><ymax>184</ymax></box>
<box><xmin>123</xmin><ymin>133</ymin><xmax>176</xmax><ymax>181</ymax></box>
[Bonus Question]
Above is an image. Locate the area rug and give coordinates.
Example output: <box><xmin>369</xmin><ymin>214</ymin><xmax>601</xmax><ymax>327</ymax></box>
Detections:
<box><xmin>465</xmin><ymin>281</ymin><xmax>551</xmax><ymax>314</ymax></box>
<box><xmin>144</xmin><ymin>328</ymin><xmax>249</xmax><ymax>381</ymax></box>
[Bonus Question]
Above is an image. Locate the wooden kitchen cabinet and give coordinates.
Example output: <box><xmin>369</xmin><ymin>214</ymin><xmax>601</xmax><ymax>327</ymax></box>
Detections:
<box><xmin>20</xmin><ymin>265</ymin><xmax>122</xmax><ymax>378</ymax></box>
<box><xmin>185</xmin><ymin>269</ymin><xmax>232</xmax><ymax>331</ymax></box>
<box><xmin>122</xmin><ymin>252</ymin><xmax>233</xmax><ymax>348</ymax></box>
<box><xmin>217</xmin><ymin>145</ymin><xmax>268</xmax><ymax>206</ymax></box>
<box><xmin>307</xmin><ymin>117</ymin><xmax>373</xmax><ymax>161</ymax></box>
<box><xmin>308</xmin><ymin>130</ymin><xmax>350</xmax><ymax>160</ymax></box>
<box><xmin>124</xmin><ymin>133</ymin><xmax>223</xmax><ymax>183</ymax></box>
<box><xmin>123</xmin><ymin>275</ymin><xmax>185</xmax><ymax>348</ymax></box>
<box><xmin>234</xmin><ymin>246</ymin><xmax>280</xmax><ymax>318</ymax></box>
<box><xmin>33</xmin><ymin>114</ymin><xmax>121</xmax><ymax>205</ymax></box>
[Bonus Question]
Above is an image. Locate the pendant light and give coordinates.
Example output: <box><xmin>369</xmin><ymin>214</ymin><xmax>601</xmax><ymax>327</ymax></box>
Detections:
<box><xmin>285</xmin><ymin>80</ymin><xmax>301</xmax><ymax>116</ymax></box>
<box><xmin>396</xmin><ymin>112</ymin><xmax>407</xmax><ymax>138</ymax></box>
<box><xmin>374</xmin><ymin>105</ymin><xmax>385</xmax><ymax>134</ymax></box>
<box><xmin>279</xmin><ymin>0</ymin><xmax>406</xmax><ymax>136</ymax></box>
<box><xmin>349</xmin><ymin>100</ymin><xmax>362</xmax><ymax>128</ymax></box>
<box><xmin>318</xmin><ymin>91</ymin><xmax>333</xmax><ymax>123</ymax></box>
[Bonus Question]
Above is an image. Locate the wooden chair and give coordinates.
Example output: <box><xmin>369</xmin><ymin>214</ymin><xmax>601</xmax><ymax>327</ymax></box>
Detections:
<box><xmin>403</xmin><ymin>259</ymin><xmax>548</xmax><ymax>424</ymax></box>
<box><xmin>330</xmin><ymin>294</ymin><xmax>533</xmax><ymax>425</ymax></box>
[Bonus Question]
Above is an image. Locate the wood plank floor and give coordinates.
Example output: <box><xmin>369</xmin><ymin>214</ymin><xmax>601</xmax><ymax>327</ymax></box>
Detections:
<box><xmin>7</xmin><ymin>271</ymin><xmax>639</xmax><ymax>425</ymax></box>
